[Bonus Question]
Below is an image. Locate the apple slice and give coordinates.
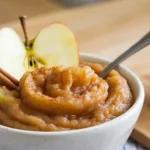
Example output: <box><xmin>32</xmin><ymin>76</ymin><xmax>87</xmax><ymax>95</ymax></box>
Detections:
<box><xmin>32</xmin><ymin>23</ymin><xmax>79</xmax><ymax>67</ymax></box>
<box><xmin>0</xmin><ymin>28</ymin><xmax>26</xmax><ymax>79</ymax></box>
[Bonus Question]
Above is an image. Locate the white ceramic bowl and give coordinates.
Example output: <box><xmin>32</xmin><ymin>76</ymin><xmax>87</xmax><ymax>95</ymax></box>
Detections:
<box><xmin>0</xmin><ymin>53</ymin><xmax>144</xmax><ymax>150</ymax></box>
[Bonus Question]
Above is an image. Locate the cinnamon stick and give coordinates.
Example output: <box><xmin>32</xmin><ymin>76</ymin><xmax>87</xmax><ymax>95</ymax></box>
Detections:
<box><xmin>0</xmin><ymin>73</ymin><xmax>18</xmax><ymax>90</ymax></box>
<box><xmin>0</xmin><ymin>68</ymin><xmax>19</xmax><ymax>86</ymax></box>
<box><xmin>0</xmin><ymin>68</ymin><xmax>19</xmax><ymax>90</ymax></box>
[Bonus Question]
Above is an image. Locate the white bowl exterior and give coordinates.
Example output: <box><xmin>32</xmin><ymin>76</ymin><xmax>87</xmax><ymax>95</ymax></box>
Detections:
<box><xmin>0</xmin><ymin>53</ymin><xmax>144</xmax><ymax>150</ymax></box>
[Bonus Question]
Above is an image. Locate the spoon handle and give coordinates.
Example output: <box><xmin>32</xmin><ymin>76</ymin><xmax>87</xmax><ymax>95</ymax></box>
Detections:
<box><xmin>99</xmin><ymin>31</ymin><xmax>150</xmax><ymax>78</ymax></box>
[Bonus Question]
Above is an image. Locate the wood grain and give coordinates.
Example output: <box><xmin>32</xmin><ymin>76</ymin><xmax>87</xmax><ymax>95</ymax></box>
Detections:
<box><xmin>0</xmin><ymin>0</ymin><xmax>150</xmax><ymax>148</ymax></box>
<box><xmin>132</xmin><ymin>105</ymin><xmax>150</xmax><ymax>149</ymax></box>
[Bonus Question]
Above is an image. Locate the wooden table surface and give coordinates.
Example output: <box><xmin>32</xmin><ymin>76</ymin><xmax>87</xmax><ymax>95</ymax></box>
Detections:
<box><xmin>0</xmin><ymin>0</ymin><xmax>64</xmax><ymax>24</ymax></box>
<box><xmin>0</xmin><ymin>0</ymin><xmax>150</xmax><ymax>149</ymax></box>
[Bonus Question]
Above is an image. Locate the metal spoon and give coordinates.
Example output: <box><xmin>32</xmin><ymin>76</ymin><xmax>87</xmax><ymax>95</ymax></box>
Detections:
<box><xmin>99</xmin><ymin>31</ymin><xmax>150</xmax><ymax>78</ymax></box>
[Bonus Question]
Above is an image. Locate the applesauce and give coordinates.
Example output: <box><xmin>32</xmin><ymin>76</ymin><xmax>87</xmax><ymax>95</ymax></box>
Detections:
<box><xmin>0</xmin><ymin>61</ymin><xmax>133</xmax><ymax>131</ymax></box>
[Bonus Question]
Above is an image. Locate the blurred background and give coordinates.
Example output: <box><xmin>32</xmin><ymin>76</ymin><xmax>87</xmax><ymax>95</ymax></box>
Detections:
<box><xmin>0</xmin><ymin>0</ymin><xmax>150</xmax><ymax>149</ymax></box>
<box><xmin>0</xmin><ymin>0</ymin><xmax>110</xmax><ymax>24</ymax></box>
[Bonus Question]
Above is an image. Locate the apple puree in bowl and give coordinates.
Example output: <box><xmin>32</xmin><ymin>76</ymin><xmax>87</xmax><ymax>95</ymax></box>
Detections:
<box><xmin>0</xmin><ymin>62</ymin><xmax>133</xmax><ymax>131</ymax></box>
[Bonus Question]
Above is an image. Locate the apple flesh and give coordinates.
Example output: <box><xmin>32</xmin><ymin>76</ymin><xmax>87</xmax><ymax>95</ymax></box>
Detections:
<box><xmin>0</xmin><ymin>28</ymin><xmax>26</xmax><ymax>79</ymax></box>
<box><xmin>0</xmin><ymin>23</ymin><xmax>79</xmax><ymax>80</ymax></box>
<box><xmin>32</xmin><ymin>23</ymin><xmax>79</xmax><ymax>67</ymax></box>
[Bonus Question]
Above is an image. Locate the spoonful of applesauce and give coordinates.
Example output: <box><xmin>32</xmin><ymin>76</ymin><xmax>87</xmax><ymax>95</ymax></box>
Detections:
<box><xmin>99</xmin><ymin>31</ymin><xmax>150</xmax><ymax>78</ymax></box>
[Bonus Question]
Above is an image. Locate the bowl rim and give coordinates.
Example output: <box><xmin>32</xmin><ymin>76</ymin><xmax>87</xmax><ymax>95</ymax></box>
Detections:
<box><xmin>0</xmin><ymin>53</ymin><xmax>145</xmax><ymax>136</ymax></box>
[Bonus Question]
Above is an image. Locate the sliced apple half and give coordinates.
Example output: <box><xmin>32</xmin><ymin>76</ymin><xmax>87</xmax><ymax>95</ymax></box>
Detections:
<box><xmin>0</xmin><ymin>22</ymin><xmax>79</xmax><ymax>80</ymax></box>
<box><xmin>32</xmin><ymin>23</ymin><xmax>79</xmax><ymax>67</ymax></box>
